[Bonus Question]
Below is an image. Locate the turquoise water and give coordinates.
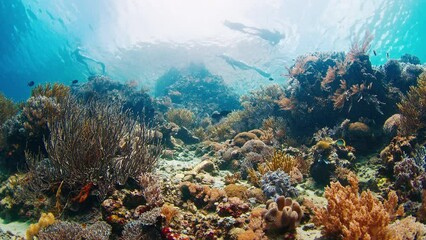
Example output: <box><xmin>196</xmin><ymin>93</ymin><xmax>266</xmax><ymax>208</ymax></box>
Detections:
<box><xmin>0</xmin><ymin>0</ymin><xmax>425</xmax><ymax>100</ymax></box>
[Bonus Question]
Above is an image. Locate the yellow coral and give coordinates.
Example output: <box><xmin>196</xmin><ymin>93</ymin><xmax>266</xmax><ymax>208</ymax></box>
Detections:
<box><xmin>259</xmin><ymin>150</ymin><xmax>298</xmax><ymax>175</ymax></box>
<box><xmin>26</xmin><ymin>212</ymin><xmax>55</xmax><ymax>239</ymax></box>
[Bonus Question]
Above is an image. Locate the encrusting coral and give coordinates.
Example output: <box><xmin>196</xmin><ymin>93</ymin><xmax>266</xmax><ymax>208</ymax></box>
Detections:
<box><xmin>313</xmin><ymin>173</ymin><xmax>404</xmax><ymax>240</ymax></box>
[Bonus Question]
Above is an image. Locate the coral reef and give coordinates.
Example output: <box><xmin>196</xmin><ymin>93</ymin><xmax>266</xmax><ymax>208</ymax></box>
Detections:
<box><xmin>72</xmin><ymin>75</ymin><xmax>156</xmax><ymax>123</ymax></box>
<box><xmin>2</xmin><ymin>38</ymin><xmax>426</xmax><ymax>240</ymax></box>
<box><xmin>1</xmin><ymin>84</ymin><xmax>69</xmax><ymax>169</ymax></box>
<box><xmin>154</xmin><ymin>64</ymin><xmax>240</xmax><ymax>118</ymax></box>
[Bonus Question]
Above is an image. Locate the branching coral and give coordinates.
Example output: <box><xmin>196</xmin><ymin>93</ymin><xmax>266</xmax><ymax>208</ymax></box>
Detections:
<box><xmin>258</xmin><ymin>150</ymin><xmax>298</xmax><ymax>175</ymax></box>
<box><xmin>26</xmin><ymin>97</ymin><xmax>162</xmax><ymax>202</ymax></box>
<box><xmin>31</xmin><ymin>83</ymin><xmax>70</xmax><ymax>101</ymax></box>
<box><xmin>287</xmin><ymin>54</ymin><xmax>319</xmax><ymax>77</ymax></box>
<box><xmin>321</xmin><ymin>66</ymin><xmax>337</xmax><ymax>91</ymax></box>
<box><xmin>398</xmin><ymin>73</ymin><xmax>426</xmax><ymax>136</ymax></box>
<box><xmin>313</xmin><ymin>173</ymin><xmax>404</xmax><ymax>239</ymax></box>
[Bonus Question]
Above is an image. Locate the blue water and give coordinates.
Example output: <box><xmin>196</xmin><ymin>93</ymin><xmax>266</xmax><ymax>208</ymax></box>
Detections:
<box><xmin>1</xmin><ymin>0</ymin><xmax>425</xmax><ymax>101</ymax></box>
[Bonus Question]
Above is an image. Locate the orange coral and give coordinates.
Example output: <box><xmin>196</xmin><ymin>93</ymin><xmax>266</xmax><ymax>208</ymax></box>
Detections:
<box><xmin>321</xmin><ymin>66</ymin><xmax>337</xmax><ymax>91</ymax></box>
<box><xmin>71</xmin><ymin>182</ymin><xmax>94</xmax><ymax>203</ymax></box>
<box><xmin>180</xmin><ymin>182</ymin><xmax>226</xmax><ymax>210</ymax></box>
<box><xmin>332</xmin><ymin>80</ymin><xmax>349</xmax><ymax>110</ymax></box>
<box><xmin>313</xmin><ymin>173</ymin><xmax>404</xmax><ymax>240</ymax></box>
<box><xmin>287</xmin><ymin>54</ymin><xmax>319</xmax><ymax>77</ymax></box>
<box><xmin>161</xmin><ymin>203</ymin><xmax>178</xmax><ymax>226</ymax></box>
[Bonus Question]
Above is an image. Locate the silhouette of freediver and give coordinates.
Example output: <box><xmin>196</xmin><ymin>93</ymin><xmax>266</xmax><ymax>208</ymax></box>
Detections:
<box><xmin>73</xmin><ymin>47</ymin><xmax>106</xmax><ymax>75</ymax></box>
<box><xmin>218</xmin><ymin>54</ymin><xmax>271</xmax><ymax>78</ymax></box>
<box><xmin>224</xmin><ymin>20</ymin><xmax>284</xmax><ymax>46</ymax></box>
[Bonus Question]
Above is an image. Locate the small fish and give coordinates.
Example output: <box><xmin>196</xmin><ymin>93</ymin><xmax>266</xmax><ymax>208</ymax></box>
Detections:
<box><xmin>334</xmin><ymin>139</ymin><xmax>346</xmax><ymax>147</ymax></box>
<box><xmin>27</xmin><ymin>81</ymin><xmax>35</xmax><ymax>87</ymax></box>
<box><xmin>268</xmin><ymin>77</ymin><xmax>274</xmax><ymax>81</ymax></box>
<box><xmin>212</xmin><ymin>110</ymin><xmax>232</xmax><ymax>121</ymax></box>
<box><xmin>386</xmin><ymin>52</ymin><xmax>390</xmax><ymax>59</ymax></box>
<box><xmin>72</xmin><ymin>79</ymin><xmax>79</xmax><ymax>84</ymax></box>
<box><xmin>373</xmin><ymin>50</ymin><xmax>377</xmax><ymax>56</ymax></box>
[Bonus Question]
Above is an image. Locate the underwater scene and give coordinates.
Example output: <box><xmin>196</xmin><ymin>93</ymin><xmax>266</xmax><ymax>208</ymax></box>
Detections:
<box><xmin>1</xmin><ymin>0</ymin><xmax>426</xmax><ymax>239</ymax></box>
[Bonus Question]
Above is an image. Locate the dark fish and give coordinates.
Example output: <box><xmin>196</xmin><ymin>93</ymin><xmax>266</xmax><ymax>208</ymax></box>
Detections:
<box><xmin>269</xmin><ymin>77</ymin><xmax>274</xmax><ymax>81</ymax></box>
<box><xmin>72</xmin><ymin>79</ymin><xmax>79</xmax><ymax>84</ymax></box>
<box><xmin>386</xmin><ymin>52</ymin><xmax>390</xmax><ymax>59</ymax></box>
<box><xmin>373</xmin><ymin>50</ymin><xmax>377</xmax><ymax>56</ymax></box>
<box><xmin>27</xmin><ymin>81</ymin><xmax>35</xmax><ymax>87</ymax></box>
<box><xmin>212</xmin><ymin>110</ymin><xmax>232</xmax><ymax>121</ymax></box>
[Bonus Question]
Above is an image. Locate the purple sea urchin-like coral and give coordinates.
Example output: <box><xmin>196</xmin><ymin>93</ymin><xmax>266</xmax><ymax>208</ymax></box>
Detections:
<box><xmin>260</xmin><ymin>170</ymin><xmax>298</xmax><ymax>199</ymax></box>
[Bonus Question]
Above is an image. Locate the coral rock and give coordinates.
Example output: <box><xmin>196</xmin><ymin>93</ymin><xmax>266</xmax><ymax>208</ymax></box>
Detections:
<box><xmin>383</xmin><ymin>114</ymin><xmax>402</xmax><ymax>137</ymax></box>
<box><xmin>233</xmin><ymin>132</ymin><xmax>259</xmax><ymax>147</ymax></box>
<box><xmin>348</xmin><ymin>122</ymin><xmax>371</xmax><ymax>137</ymax></box>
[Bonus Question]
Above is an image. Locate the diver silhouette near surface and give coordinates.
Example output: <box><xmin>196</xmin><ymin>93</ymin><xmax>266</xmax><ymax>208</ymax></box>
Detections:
<box><xmin>218</xmin><ymin>54</ymin><xmax>271</xmax><ymax>79</ymax></box>
<box><xmin>73</xmin><ymin>47</ymin><xmax>106</xmax><ymax>75</ymax></box>
<box><xmin>224</xmin><ymin>20</ymin><xmax>284</xmax><ymax>46</ymax></box>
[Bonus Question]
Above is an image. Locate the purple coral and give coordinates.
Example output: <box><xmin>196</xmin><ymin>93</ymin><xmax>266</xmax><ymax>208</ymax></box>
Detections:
<box><xmin>394</xmin><ymin>157</ymin><xmax>426</xmax><ymax>200</ymax></box>
<box><xmin>261</xmin><ymin>170</ymin><xmax>298</xmax><ymax>199</ymax></box>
